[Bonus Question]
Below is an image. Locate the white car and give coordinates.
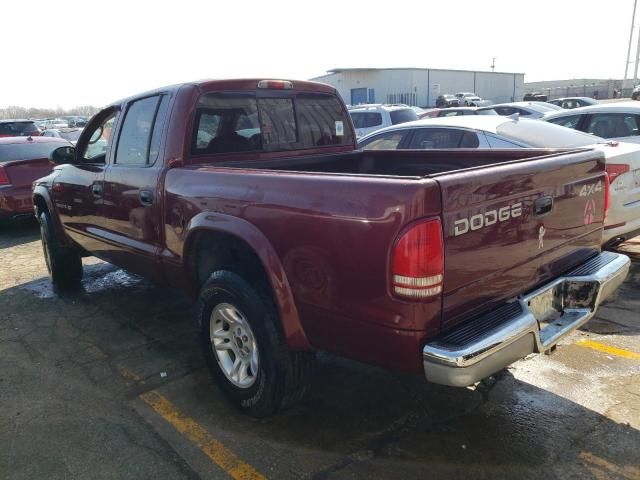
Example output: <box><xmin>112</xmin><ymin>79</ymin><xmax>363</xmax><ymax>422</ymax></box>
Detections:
<box><xmin>482</xmin><ymin>101</ymin><xmax>562</xmax><ymax>119</ymax></box>
<box><xmin>42</xmin><ymin>118</ymin><xmax>69</xmax><ymax>130</ymax></box>
<box><xmin>348</xmin><ymin>104</ymin><xmax>418</xmax><ymax>138</ymax></box>
<box><xmin>543</xmin><ymin>102</ymin><xmax>640</xmax><ymax>145</ymax></box>
<box><xmin>41</xmin><ymin>128</ymin><xmax>83</xmax><ymax>145</ymax></box>
<box><xmin>357</xmin><ymin>115</ymin><xmax>640</xmax><ymax>246</ymax></box>
<box><xmin>455</xmin><ymin>92</ymin><xmax>482</xmax><ymax>106</ymax></box>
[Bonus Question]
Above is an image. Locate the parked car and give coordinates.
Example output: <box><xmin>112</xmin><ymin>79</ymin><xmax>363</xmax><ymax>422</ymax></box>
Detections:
<box><xmin>543</xmin><ymin>102</ymin><xmax>640</xmax><ymax>144</ymax></box>
<box><xmin>422</xmin><ymin>107</ymin><xmax>498</xmax><ymax>118</ymax></box>
<box><xmin>41</xmin><ymin>128</ymin><xmax>83</xmax><ymax>145</ymax></box>
<box><xmin>547</xmin><ymin>97</ymin><xmax>598</xmax><ymax>109</ymax></box>
<box><xmin>632</xmin><ymin>85</ymin><xmax>640</xmax><ymax>100</ymax></box>
<box><xmin>357</xmin><ymin>115</ymin><xmax>640</xmax><ymax>246</ymax></box>
<box><xmin>482</xmin><ymin>101</ymin><xmax>562</xmax><ymax>119</ymax></box>
<box><xmin>0</xmin><ymin>137</ymin><xmax>69</xmax><ymax>223</ymax></box>
<box><xmin>0</xmin><ymin>119</ymin><xmax>41</xmax><ymax>138</ymax></box>
<box><xmin>34</xmin><ymin>78</ymin><xmax>628</xmax><ymax>417</ymax></box>
<box><xmin>523</xmin><ymin>92</ymin><xmax>548</xmax><ymax>101</ymax></box>
<box><xmin>455</xmin><ymin>92</ymin><xmax>482</xmax><ymax>106</ymax></box>
<box><xmin>42</xmin><ymin>118</ymin><xmax>69</xmax><ymax>130</ymax></box>
<box><xmin>348</xmin><ymin>103</ymin><xmax>418</xmax><ymax>138</ymax></box>
<box><xmin>436</xmin><ymin>94</ymin><xmax>460</xmax><ymax>108</ymax></box>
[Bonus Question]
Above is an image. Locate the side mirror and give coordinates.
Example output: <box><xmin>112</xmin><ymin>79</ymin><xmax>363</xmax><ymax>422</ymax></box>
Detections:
<box><xmin>50</xmin><ymin>146</ymin><xmax>76</xmax><ymax>165</ymax></box>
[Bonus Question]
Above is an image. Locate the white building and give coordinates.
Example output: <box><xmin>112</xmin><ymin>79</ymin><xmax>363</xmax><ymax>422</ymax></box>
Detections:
<box><xmin>311</xmin><ymin>67</ymin><xmax>525</xmax><ymax>107</ymax></box>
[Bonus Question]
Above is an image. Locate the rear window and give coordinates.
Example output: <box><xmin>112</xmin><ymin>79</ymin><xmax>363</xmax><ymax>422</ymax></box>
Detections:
<box><xmin>0</xmin><ymin>142</ymin><xmax>62</xmax><ymax>162</ymax></box>
<box><xmin>0</xmin><ymin>121</ymin><xmax>39</xmax><ymax>136</ymax></box>
<box><xmin>389</xmin><ymin>109</ymin><xmax>418</xmax><ymax>125</ymax></box>
<box><xmin>193</xmin><ymin>93</ymin><xmax>353</xmax><ymax>154</ymax></box>
<box><xmin>350</xmin><ymin>111</ymin><xmax>382</xmax><ymax>129</ymax></box>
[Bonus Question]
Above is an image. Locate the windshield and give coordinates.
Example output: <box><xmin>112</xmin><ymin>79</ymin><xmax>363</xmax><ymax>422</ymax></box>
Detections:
<box><xmin>497</xmin><ymin>120</ymin><xmax>604</xmax><ymax>148</ymax></box>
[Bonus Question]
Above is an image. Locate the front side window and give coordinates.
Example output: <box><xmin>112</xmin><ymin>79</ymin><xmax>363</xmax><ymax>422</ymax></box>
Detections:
<box><xmin>79</xmin><ymin>111</ymin><xmax>117</xmax><ymax>163</ymax></box>
<box><xmin>586</xmin><ymin>113</ymin><xmax>639</xmax><ymax>138</ymax></box>
<box><xmin>359</xmin><ymin>132</ymin><xmax>405</xmax><ymax>150</ymax></box>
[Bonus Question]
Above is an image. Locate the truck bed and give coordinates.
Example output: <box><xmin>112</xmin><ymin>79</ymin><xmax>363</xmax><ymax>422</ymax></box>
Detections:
<box><xmin>169</xmin><ymin>147</ymin><xmax>606</xmax><ymax>370</ymax></box>
<box><xmin>216</xmin><ymin>148</ymin><xmax>574</xmax><ymax>177</ymax></box>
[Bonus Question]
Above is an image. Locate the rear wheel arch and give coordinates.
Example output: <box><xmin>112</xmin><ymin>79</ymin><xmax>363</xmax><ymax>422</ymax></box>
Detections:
<box><xmin>183</xmin><ymin>215</ymin><xmax>311</xmax><ymax>351</ymax></box>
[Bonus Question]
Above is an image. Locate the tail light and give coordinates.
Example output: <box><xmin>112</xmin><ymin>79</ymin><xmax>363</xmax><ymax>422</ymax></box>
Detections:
<box><xmin>392</xmin><ymin>218</ymin><xmax>444</xmax><ymax>300</ymax></box>
<box><xmin>603</xmin><ymin>172</ymin><xmax>610</xmax><ymax>222</ymax></box>
<box><xmin>0</xmin><ymin>167</ymin><xmax>10</xmax><ymax>186</ymax></box>
<box><xmin>605</xmin><ymin>164</ymin><xmax>629</xmax><ymax>184</ymax></box>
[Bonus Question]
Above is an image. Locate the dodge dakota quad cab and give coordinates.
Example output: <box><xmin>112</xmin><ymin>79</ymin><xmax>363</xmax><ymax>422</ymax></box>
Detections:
<box><xmin>33</xmin><ymin>79</ymin><xmax>630</xmax><ymax>417</ymax></box>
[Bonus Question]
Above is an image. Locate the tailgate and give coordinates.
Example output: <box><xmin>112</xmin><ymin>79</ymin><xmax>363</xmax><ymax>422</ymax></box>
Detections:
<box><xmin>437</xmin><ymin>149</ymin><xmax>606</xmax><ymax>331</ymax></box>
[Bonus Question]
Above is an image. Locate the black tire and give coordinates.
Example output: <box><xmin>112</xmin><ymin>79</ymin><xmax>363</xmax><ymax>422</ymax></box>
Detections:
<box><xmin>197</xmin><ymin>270</ymin><xmax>315</xmax><ymax>417</ymax></box>
<box><xmin>39</xmin><ymin>211</ymin><xmax>82</xmax><ymax>290</ymax></box>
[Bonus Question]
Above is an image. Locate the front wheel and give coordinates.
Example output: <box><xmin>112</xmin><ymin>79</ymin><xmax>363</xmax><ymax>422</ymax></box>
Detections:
<box><xmin>197</xmin><ymin>270</ymin><xmax>315</xmax><ymax>417</ymax></box>
<box><xmin>39</xmin><ymin>211</ymin><xmax>82</xmax><ymax>290</ymax></box>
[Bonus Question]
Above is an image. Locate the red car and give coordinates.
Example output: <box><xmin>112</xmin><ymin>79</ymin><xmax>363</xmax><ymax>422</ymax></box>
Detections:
<box><xmin>0</xmin><ymin>119</ymin><xmax>41</xmax><ymax>138</ymax></box>
<box><xmin>0</xmin><ymin>137</ymin><xmax>69</xmax><ymax>223</ymax></box>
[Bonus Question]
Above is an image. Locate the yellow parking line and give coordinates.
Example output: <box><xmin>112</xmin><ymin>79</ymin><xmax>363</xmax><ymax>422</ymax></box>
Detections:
<box><xmin>140</xmin><ymin>390</ymin><xmax>266</xmax><ymax>480</ymax></box>
<box><xmin>576</xmin><ymin>340</ymin><xmax>640</xmax><ymax>361</ymax></box>
<box><xmin>118</xmin><ymin>367</ymin><xmax>266</xmax><ymax>480</ymax></box>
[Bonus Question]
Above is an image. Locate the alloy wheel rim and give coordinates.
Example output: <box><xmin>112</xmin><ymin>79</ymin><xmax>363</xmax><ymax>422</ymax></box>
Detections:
<box><xmin>210</xmin><ymin>303</ymin><xmax>259</xmax><ymax>388</ymax></box>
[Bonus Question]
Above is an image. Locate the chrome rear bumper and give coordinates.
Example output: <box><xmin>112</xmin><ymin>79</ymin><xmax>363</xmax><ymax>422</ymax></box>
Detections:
<box><xmin>423</xmin><ymin>252</ymin><xmax>630</xmax><ymax>387</ymax></box>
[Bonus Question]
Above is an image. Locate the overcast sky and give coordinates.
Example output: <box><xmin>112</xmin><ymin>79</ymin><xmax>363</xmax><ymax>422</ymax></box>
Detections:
<box><xmin>1</xmin><ymin>0</ymin><xmax>635</xmax><ymax>109</ymax></box>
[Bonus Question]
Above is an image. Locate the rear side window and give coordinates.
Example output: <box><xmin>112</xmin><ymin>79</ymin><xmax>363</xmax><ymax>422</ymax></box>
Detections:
<box><xmin>408</xmin><ymin>128</ymin><xmax>478</xmax><ymax>149</ymax></box>
<box><xmin>350</xmin><ymin>112</ymin><xmax>382</xmax><ymax>129</ymax></box>
<box><xmin>359</xmin><ymin>132</ymin><xmax>405</xmax><ymax>150</ymax></box>
<box><xmin>0</xmin><ymin>142</ymin><xmax>62</xmax><ymax>162</ymax></box>
<box><xmin>192</xmin><ymin>92</ymin><xmax>353</xmax><ymax>154</ymax></box>
<box><xmin>389</xmin><ymin>109</ymin><xmax>418</xmax><ymax>125</ymax></box>
<box><xmin>115</xmin><ymin>95</ymin><xmax>168</xmax><ymax>165</ymax></box>
<box><xmin>0</xmin><ymin>121</ymin><xmax>39</xmax><ymax>136</ymax></box>
<box><xmin>547</xmin><ymin>115</ymin><xmax>581</xmax><ymax>129</ymax></box>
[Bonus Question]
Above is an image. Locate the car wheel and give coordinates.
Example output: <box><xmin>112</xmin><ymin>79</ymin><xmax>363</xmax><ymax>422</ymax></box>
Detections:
<box><xmin>197</xmin><ymin>270</ymin><xmax>315</xmax><ymax>417</ymax></box>
<box><xmin>39</xmin><ymin>211</ymin><xmax>82</xmax><ymax>290</ymax></box>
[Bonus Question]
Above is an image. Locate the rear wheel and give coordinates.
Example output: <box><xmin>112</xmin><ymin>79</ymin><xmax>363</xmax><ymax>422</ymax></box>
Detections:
<box><xmin>197</xmin><ymin>270</ymin><xmax>315</xmax><ymax>417</ymax></box>
<box><xmin>39</xmin><ymin>211</ymin><xmax>82</xmax><ymax>290</ymax></box>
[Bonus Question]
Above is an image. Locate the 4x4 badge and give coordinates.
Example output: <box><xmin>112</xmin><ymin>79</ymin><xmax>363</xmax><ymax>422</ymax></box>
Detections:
<box><xmin>538</xmin><ymin>225</ymin><xmax>546</xmax><ymax>249</ymax></box>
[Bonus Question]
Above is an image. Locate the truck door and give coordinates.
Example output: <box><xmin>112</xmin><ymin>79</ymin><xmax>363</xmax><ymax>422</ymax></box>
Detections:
<box><xmin>51</xmin><ymin>108</ymin><xmax>117</xmax><ymax>251</ymax></box>
<box><xmin>100</xmin><ymin>94</ymin><xmax>170</xmax><ymax>282</ymax></box>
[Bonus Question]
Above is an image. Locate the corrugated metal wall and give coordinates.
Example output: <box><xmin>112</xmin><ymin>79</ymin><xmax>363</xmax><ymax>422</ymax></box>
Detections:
<box><xmin>312</xmin><ymin>69</ymin><xmax>524</xmax><ymax>107</ymax></box>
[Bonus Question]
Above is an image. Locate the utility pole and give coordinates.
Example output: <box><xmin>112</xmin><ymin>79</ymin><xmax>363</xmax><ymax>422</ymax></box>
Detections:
<box><xmin>625</xmin><ymin>0</ymin><xmax>638</xmax><ymax>91</ymax></box>
<box><xmin>491</xmin><ymin>57</ymin><xmax>496</xmax><ymax>72</ymax></box>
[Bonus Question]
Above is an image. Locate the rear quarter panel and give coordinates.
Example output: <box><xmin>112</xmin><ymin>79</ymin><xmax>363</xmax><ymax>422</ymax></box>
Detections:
<box><xmin>162</xmin><ymin>167</ymin><xmax>442</xmax><ymax>370</ymax></box>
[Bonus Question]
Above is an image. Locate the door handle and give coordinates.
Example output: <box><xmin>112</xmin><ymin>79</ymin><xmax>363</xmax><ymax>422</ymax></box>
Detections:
<box><xmin>139</xmin><ymin>190</ymin><xmax>154</xmax><ymax>206</ymax></box>
<box><xmin>91</xmin><ymin>183</ymin><xmax>103</xmax><ymax>198</ymax></box>
<box><xmin>534</xmin><ymin>195</ymin><xmax>553</xmax><ymax>217</ymax></box>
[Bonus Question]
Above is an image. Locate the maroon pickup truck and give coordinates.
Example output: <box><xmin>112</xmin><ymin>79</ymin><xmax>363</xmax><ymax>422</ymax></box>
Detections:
<box><xmin>33</xmin><ymin>79</ymin><xmax>630</xmax><ymax>417</ymax></box>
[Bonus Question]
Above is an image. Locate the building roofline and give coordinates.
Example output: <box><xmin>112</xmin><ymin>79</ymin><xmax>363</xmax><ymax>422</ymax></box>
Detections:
<box><xmin>315</xmin><ymin>67</ymin><xmax>525</xmax><ymax>77</ymax></box>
